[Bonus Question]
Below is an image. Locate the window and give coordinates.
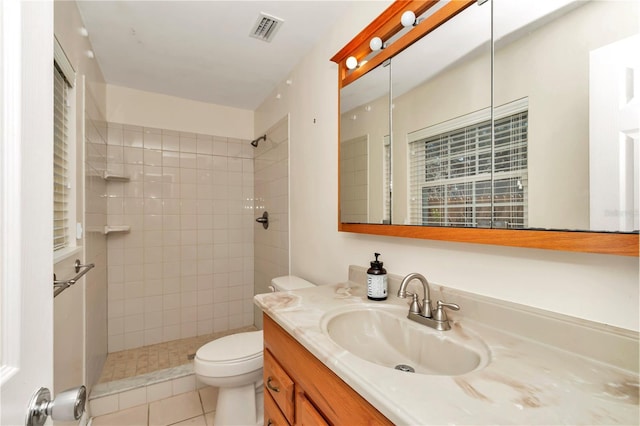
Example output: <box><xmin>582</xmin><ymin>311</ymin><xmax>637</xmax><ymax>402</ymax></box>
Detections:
<box><xmin>408</xmin><ymin>99</ymin><xmax>528</xmax><ymax>228</ymax></box>
<box><xmin>53</xmin><ymin>37</ymin><xmax>75</xmax><ymax>251</ymax></box>
<box><xmin>383</xmin><ymin>135</ymin><xmax>391</xmax><ymax>224</ymax></box>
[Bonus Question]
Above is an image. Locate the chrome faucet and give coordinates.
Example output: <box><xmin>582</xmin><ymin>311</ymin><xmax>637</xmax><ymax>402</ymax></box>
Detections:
<box><xmin>398</xmin><ymin>272</ymin><xmax>432</xmax><ymax>317</ymax></box>
<box><xmin>397</xmin><ymin>273</ymin><xmax>459</xmax><ymax>331</ymax></box>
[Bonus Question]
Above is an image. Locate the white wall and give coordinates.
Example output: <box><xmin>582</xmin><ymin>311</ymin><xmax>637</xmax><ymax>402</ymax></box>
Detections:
<box><xmin>255</xmin><ymin>1</ymin><xmax>639</xmax><ymax>332</ymax></box>
<box><xmin>106</xmin><ymin>85</ymin><xmax>254</xmax><ymax>139</ymax></box>
<box><xmin>54</xmin><ymin>0</ymin><xmax>108</xmax><ymax>393</ymax></box>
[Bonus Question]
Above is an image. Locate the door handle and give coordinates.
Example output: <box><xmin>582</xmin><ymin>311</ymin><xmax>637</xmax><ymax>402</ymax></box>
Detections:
<box><xmin>27</xmin><ymin>386</ymin><xmax>86</xmax><ymax>426</ymax></box>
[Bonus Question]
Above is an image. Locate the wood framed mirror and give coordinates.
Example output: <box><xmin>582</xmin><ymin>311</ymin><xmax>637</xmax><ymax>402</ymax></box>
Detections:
<box><xmin>331</xmin><ymin>0</ymin><xmax>638</xmax><ymax>257</ymax></box>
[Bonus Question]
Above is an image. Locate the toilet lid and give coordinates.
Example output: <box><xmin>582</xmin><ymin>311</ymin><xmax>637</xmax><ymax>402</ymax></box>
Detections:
<box><xmin>196</xmin><ymin>330</ymin><xmax>263</xmax><ymax>363</ymax></box>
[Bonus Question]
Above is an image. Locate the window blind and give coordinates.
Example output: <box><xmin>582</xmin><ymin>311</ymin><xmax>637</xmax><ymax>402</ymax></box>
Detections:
<box><xmin>53</xmin><ymin>63</ymin><xmax>70</xmax><ymax>250</ymax></box>
<box><xmin>408</xmin><ymin>101</ymin><xmax>528</xmax><ymax>228</ymax></box>
<box><xmin>53</xmin><ymin>37</ymin><xmax>75</xmax><ymax>252</ymax></box>
<box><xmin>383</xmin><ymin>135</ymin><xmax>391</xmax><ymax>224</ymax></box>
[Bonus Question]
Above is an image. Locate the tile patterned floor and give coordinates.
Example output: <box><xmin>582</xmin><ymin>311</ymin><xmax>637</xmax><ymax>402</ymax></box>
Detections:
<box><xmin>98</xmin><ymin>326</ymin><xmax>257</xmax><ymax>383</ymax></box>
<box><xmin>91</xmin><ymin>387</ymin><xmax>218</xmax><ymax>426</ymax></box>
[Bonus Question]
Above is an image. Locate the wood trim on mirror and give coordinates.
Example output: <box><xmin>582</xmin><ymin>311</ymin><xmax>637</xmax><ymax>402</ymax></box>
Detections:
<box><xmin>333</xmin><ymin>0</ymin><xmax>639</xmax><ymax>257</ymax></box>
<box><xmin>338</xmin><ymin>223</ymin><xmax>639</xmax><ymax>257</ymax></box>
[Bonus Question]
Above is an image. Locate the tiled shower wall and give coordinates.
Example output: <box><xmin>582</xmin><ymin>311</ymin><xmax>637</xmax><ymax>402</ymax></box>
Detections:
<box><xmin>253</xmin><ymin>116</ymin><xmax>290</xmax><ymax>328</ymax></box>
<box><xmin>105</xmin><ymin>123</ymin><xmax>255</xmax><ymax>352</ymax></box>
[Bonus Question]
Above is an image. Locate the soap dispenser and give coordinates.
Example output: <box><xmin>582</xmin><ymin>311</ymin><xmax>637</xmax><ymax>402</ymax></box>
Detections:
<box><xmin>367</xmin><ymin>252</ymin><xmax>388</xmax><ymax>301</ymax></box>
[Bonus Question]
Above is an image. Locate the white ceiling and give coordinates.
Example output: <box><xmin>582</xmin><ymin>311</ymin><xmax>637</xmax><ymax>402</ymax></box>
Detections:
<box><xmin>76</xmin><ymin>1</ymin><xmax>355</xmax><ymax>111</ymax></box>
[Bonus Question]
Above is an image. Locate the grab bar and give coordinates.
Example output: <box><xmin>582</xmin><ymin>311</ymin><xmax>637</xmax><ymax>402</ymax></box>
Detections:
<box><xmin>53</xmin><ymin>259</ymin><xmax>95</xmax><ymax>297</ymax></box>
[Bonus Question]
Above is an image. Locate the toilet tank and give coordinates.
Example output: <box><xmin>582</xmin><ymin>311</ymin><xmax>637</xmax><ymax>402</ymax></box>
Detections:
<box><xmin>270</xmin><ymin>275</ymin><xmax>315</xmax><ymax>292</ymax></box>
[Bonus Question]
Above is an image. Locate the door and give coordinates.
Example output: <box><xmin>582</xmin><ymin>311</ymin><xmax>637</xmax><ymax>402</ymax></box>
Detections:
<box><xmin>1</xmin><ymin>1</ymin><xmax>55</xmax><ymax>424</ymax></box>
<box><xmin>589</xmin><ymin>34</ymin><xmax>640</xmax><ymax>232</ymax></box>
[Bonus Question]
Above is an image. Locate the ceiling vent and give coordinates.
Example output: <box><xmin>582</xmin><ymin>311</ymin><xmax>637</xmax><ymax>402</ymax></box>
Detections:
<box><xmin>250</xmin><ymin>12</ymin><xmax>284</xmax><ymax>42</ymax></box>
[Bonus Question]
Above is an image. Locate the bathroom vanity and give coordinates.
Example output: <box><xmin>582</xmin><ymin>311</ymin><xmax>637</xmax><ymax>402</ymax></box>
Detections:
<box><xmin>255</xmin><ymin>267</ymin><xmax>639</xmax><ymax>425</ymax></box>
<box><xmin>263</xmin><ymin>315</ymin><xmax>392</xmax><ymax>425</ymax></box>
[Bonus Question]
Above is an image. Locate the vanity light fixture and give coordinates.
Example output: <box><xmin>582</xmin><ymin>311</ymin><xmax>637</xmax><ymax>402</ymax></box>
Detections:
<box><xmin>369</xmin><ymin>36</ymin><xmax>383</xmax><ymax>51</ymax></box>
<box><xmin>401</xmin><ymin>10</ymin><xmax>417</xmax><ymax>27</ymax></box>
<box><xmin>346</xmin><ymin>56</ymin><xmax>358</xmax><ymax>70</ymax></box>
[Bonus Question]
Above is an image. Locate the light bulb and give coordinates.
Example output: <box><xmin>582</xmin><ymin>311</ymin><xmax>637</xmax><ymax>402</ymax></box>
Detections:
<box><xmin>346</xmin><ymin>56</ymin><xmax>358</xmax><ymax>70</ymax></box>
<box><xmin>401</xmin><ymin>10</ymin><xmax>416</xmax><ymax>27</ymax></box>
<box><xmin>369</xmin><ymin>37</ymin><xmax>383</xmax><ymax>51</ymax></box>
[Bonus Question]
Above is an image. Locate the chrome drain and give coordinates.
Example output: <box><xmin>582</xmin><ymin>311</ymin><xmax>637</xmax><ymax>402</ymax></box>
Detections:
<box><xmin>394</xmin><ymin>364</ymin><xmax>415</xmax><ymax>373</ymax></box>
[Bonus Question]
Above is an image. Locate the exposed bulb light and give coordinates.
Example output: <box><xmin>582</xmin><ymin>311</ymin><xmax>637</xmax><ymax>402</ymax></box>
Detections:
<box><xmin>79</xmin><ymin>27</ymin><xmax>89</xmax><ymax>37</ymax></box>
<box><xmin>346</xmin><ymin>56</ymin><xmax>358</xmax><ymax>70</ymax></box>
<box><xmin>86</xmin><ymin>50</ymin><xmax>95</xmax><ymax>59</ymax></box>
<box><xmin>369</xmin><ymin>37</ymin><xmax>383</xmax><ymax>51</ymax></box>
<box><xmin>401</xmin><ymin>10</ymin><xmax>416</xmax><ymax>27</ymax></box>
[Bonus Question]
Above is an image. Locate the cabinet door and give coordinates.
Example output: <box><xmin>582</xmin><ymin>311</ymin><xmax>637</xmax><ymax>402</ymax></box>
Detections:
<box><xmin>264</xmin><ymin>349</ymin><xmax>295</xmax><ymax>423</ymax></box>
<box><xmin>296</xmin><ymin>392</ymin><xmax>329</xmax><ymax>426</ymax></box>
<box><xmin>265</xmin><ymin>390</ymin><xmax>290</xmax><ymax>426</ymax></box>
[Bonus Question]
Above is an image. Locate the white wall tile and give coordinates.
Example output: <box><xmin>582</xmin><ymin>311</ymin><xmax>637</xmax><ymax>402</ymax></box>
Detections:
<box><xmin>106</xmin><ymin>123</ymin><xmax>256</xmax><ymax>349</ymax></box>
<box><xmin>171</xmin><ymin>375</ymin><xmax>196</xmax><ymax>395</ymax></box>
<box><xmin>147</xmin><ymin>381</ymin><xmax>173</xmax><ymax>402</ymax></box>
<box><xmin>118</xmin><ymin>387</ymin><xmax>147</xmax><ymax>410</ymax></box>
<box><xmin>89</xmin><ymin>394</ymin><xmax>119</xmax><ymax>417</ymax></box>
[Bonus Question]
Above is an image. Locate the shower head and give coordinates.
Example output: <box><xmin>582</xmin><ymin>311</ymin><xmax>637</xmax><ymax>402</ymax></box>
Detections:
<box><xmin>250</xmin><ymin>134</ymin><xmax>267</xmax><ymax>147</ymax></box>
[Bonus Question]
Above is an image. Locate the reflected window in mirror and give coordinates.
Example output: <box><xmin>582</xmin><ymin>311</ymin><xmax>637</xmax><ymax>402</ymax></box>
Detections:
<box><xmin>407</xmin><ymin>99</ymin><xmax>528</xmax><ymax>229</ymax></box>
<box><xmin>383</xmin><ymin>135</ymin><xmax>391</xmax><ymax>224</ymax></box>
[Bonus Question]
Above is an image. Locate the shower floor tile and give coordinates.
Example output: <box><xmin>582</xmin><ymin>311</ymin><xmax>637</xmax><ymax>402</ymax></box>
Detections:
<box><xmin>98</xmin><ymin>326</ymin><xmax>257</xmax><ymax>384</ymax></box>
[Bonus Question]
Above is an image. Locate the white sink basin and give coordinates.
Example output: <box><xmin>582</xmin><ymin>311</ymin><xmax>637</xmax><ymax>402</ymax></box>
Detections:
<box><xmin>320</xmin><ymin>304</ymin><xmax>490</xmax><ymax>376</ymax></box>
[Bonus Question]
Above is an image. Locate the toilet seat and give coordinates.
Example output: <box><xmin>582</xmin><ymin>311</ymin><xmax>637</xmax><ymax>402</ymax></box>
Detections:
<box><xmin>194</xmin><ymin>330</ymin><xmax>263</xmax><ymax>377</ymax></box>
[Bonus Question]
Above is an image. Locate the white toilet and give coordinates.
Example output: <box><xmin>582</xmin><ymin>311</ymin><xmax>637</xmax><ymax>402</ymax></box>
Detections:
<box><xmin>194</xmin><ymin>276</ymin><xmax>315</xmax><ymax>426</ymax></box>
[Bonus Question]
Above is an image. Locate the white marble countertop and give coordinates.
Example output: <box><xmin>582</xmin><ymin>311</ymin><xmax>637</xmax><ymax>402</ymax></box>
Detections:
<box><xmin>254</xmin><ymin>281</ymin><xmax>639</xmax><ymax>425</ymax></box>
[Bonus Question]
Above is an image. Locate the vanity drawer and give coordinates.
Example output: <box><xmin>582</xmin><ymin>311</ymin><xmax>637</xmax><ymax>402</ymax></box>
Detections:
<box><xmin>264</xmin><ymin>390</ymin><xmax>290</xmax><ymax>426</ymax></box>
<box><xmin>264</xmin><ymin>349</ymin><xmax>295</xmax><ymax>424</ymax></box>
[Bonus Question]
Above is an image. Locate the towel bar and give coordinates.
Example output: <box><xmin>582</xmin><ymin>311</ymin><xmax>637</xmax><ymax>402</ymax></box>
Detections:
<box><xmin>53</xmin><ymin>259</ymin><xmax>95</xmax><ymax>297</ymax></box>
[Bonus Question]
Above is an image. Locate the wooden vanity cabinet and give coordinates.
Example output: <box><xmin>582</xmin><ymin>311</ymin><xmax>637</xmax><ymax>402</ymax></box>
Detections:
<box><xmin>263</xmin><ymin>314</ymin><xmax>393</xmax><ymax>426</ymax></box>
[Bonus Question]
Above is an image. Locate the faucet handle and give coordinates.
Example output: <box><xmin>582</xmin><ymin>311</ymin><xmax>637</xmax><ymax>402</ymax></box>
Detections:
<box><xmin>433</xmin><ymin>300</ymin><xmax>460</xmax><ymax>322</ymax></box>
<box><xmin>407</xmin><ymin>292</ymin><xmax>422</xmax><ymax>314</ymax></box>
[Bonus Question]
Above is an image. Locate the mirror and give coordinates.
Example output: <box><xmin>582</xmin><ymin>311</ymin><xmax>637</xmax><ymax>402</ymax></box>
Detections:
<box><xmin>334</xmin><ymin>0</ymin><xmax>638</xmax><ymax>255</ymax></box>
<box><xmin>493</xmin><ymin>0</ymin><xmax>639</xmax><ymax>232</ymax></box>
<box><xmin>390</xmin><ymin>1</ymin><xmax>492</xmax><ymax>227</ymax></box>
<box><xmin>340</xmin><ymin>62</ymin><xmax>390</xmax><ymax>223</ymax></box>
